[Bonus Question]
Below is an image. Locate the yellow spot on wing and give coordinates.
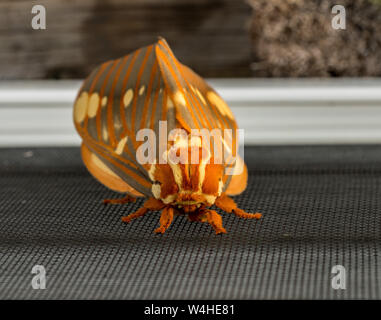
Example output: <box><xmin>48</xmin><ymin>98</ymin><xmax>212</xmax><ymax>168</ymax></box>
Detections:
<box><xmin>207</xmin><ymin>91</ymin><xmax>234</xmax><ymax>119</ymax></box>
<box><xmin>174</xmin><ymin>91</ymin><xmax>186</xmax><ymax>106</ymax></box>
<box><xmin>167</xmin><ymin>96</ymin><xmax>174</xmax><ymax>109</ymax></box>
<box><xmin>102</xmin><ymin>127</ymin><xmax>108</xmax><ymax>141</ymax></box>
<box><xmin>91</xmin><ymin>153</ymin><xmax>118</xmax><ymax>178</ymax></box>
<box><xmin>114</xmin><ymin>119</ymin><xmax>122</xmax><ymax>131</ymax></box>
<box><xmin>195</xmin><ymin>89</ymin><xmax>207</xmax><ymax>105</ymax></box>
<box><xmin>139</xmin><ymin>85</ymin><xmax>145</xmax><ymax>95</ymax></box>
<box><xmin>88</xmin><ymin>93</ymin><xmax>100</xmax><ymax>118</ymax></box>
<box><xmin>74</xmin><ymin>92</ymin><xmax>89</xmax><ymax>123</ymax></box>
<box><xmin>101</xmin><ymin>96</ymin><xmax>108</xmax><ymax>107</ymax></box>
<box><xmin>123</xmin><ymin>89</ymin><xmax>133</xmax><ymax>108</ymax></box>
<box><xmin>115</xmin><ymin>136</ymin><xmax>128</xmax><ymax>155</ymax></box>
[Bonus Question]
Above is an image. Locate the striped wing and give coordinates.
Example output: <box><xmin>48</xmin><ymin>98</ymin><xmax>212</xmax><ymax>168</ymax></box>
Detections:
<box><xmin>154</xmin><ymin>39</ymin><xmax>246</xmax><ymax>194</ymax></box>
<box><xmin>74</xmin><ymin>41</ymin><xmax>177</xmax><ymax>197</ymax></box>
<box><xmin>73</xmin><ymin>38</ymin><xmax>246</xmax><ymax>197</ymax></box>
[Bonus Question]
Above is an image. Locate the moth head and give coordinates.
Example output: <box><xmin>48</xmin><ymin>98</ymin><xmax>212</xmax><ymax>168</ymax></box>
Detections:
<box><xmin>149</xmin><ymin>141</ymin><xmax>224</xmax><ymax>212</ymax></box>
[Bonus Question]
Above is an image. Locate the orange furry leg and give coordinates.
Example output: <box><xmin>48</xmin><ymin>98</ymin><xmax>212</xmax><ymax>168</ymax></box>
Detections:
<box><xmin>121</xmin><ymin>207</ymin><xmax>149</xmax><ymax>223</ymax></box>
<box><xmin>204</xmin><ymin>209</ymin><xmax>226</xmax><ymax>234</ymax></box>
<box><xmin>121</xmin><ymin>197</ymin><xmax>165</xmax><ymax>223</ymax></box>
<box><xmin>231</xmin><ymin>207</ymin><xmax>262</xmax><ymax>219</ymax></box>
<box><xmin>188</xmin><ymin>210</ymin><xmax>226</xmax><ymax>234</ymax></box>
<box><xmin>154</xmin><ymin>207</ymin><xmax>174</xmax><ymax>234</ymax></box>
<box><xmin>215</xmin><ymin>194</ymin><xmax>262</xmax><ymax>219</ymax></box>
<box><xmin>103</xmin><ymin>194</ymin><xmax>136</xmax><ymax>205</ymax></box>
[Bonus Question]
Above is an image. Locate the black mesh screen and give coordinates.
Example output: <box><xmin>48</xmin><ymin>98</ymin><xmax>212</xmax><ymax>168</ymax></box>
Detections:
<box><xmin>1</xmin><ymin>146</ymin><xmax>380</xmax><ymax>299</ymax></box>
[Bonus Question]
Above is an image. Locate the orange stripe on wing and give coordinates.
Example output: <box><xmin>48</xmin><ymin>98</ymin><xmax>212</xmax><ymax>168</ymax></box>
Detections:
<box><xmin>160</xmin><ymin>41</ymin><xmax>233</xmax><ymax>133</ymax></box>
<box><xmin>131</xmin><ymin>45</ymin><xmax>153</xmax><ymax>134</ymax></box>
<box><xmin>139</xmin><ymin>61</ymin><xmax>158</xmax><ymax>131</ymax></box>
<box><xmin>157</xmin><ymin>40</ymin><xmax>206</xmax><ymax>129</ymax></box>
<box><xmin>161</xmin><ymin>87</ymin><xmax>168</xmax><ymax>121</ymax></box>
<box><xmin>149</xmin><ymin>75</ymin><xmax>162</xmax><ymax>131</ymax></box>
<box><xmin>89</xmin><ymin>142</ymin><xmax>152</xmax><ymax>191</ymax></box>
<box><xmin>162</xmin><ymin>45</ymin><xmax>224</xmax><ymax>132</ymax></box>
<box><xmin>83</xmin><ymin>130</ymin><xmax>139</xmax><ymax>169</ymax></box>
<box><xmin>106</xmin><ymin>55</ymin><xmax>130</xmax><ymax>147</ymax></box>
<box><xmin>183</xmin><ymin>78</ymin><xmax>213</xmax><ymax>130</ymax></box>
<box><xmin>80</xmin><ymin>62</ymin><xmax>110</xmax><ymax>134</ymax></box>
<box><xmin>155</xmin><ymin>46</ymin><xmax>200</xmax><ymax>132</ymax></box>
<box><xmin>117</xmin><ymin>50</ymin><xmax>143</xmax><ymax>161</ymax></box>
<box><xmin>163</xmin><ymin>44</ymin><xmax>238</xmax><ymax>172</ymax></box>
<box><xmin>119</xmin><ymin>49</ymin><xmax>140</xmax><ymax>137</ymax></box>
<box><xmin>179</xmin><ymin>68</ymin><xmax>219</xmax><ymax>130</ymax></box>
<box><xmin>96</xmin><ymin>59</ymin><xmax>119</xmax><ymax>142</ymax></box>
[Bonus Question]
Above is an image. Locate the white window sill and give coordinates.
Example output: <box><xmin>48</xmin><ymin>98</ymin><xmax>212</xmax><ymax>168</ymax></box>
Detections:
<box><xmin>1</xmin><ymin>78</ymin><xmax>381</xmax><ymax>147</ymax></box>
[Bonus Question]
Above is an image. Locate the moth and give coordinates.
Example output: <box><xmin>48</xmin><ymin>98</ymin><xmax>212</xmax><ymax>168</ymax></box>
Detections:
<box><xmin>73</xmin><ymin>38</ymin><xmax>261</xmax><ymax>234</ymax></box>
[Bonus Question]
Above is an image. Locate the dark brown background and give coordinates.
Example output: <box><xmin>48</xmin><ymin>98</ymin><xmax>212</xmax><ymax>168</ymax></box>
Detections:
<box><xmin>1</xmin><ymin>0</ymin><xmax>381</xmax><ymax>79</ymax></box>
<box><xmin>1</xmin><ymin>0</ymin><xmax>252</xmax><ymax>79</ymax></box>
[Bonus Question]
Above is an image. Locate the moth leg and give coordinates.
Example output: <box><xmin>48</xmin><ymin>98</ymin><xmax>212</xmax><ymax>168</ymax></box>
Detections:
<box><xmin>215</xmin><ymin>194</ymin><xmax>262</xmax><ymax>220</ymax></box>
<box><xmin>103</xmin><ymin>194</ymin><xmax>136</xmax><ymax>205</ymax></box>
<box><xmin>188</xmin><ymin>210</ymin><xmax>226</xmax><ymax>234</ymax></box>
<box><xmin>154</xmin><ymin>206</ymin><xmax>174</xmax><ymax>234</ymax></box>
<box><xmin>121</xmin><ymin>207</ymin><xmax>149</xmax><ymax>223</ymax></box>
<box><xmin>121</xmin><ymin>197</ymin><xmax>165</xmax><ymax>223</ymax></box>
<box><xmin>204</xmin><ymin>209</ymin><xmax>227</xmax><ymax>234</ymax></box>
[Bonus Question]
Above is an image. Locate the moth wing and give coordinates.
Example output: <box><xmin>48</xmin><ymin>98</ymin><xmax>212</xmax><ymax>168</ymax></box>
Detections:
<box><xmin>155</xmin><ymin>38</ymin><xmax>246</xmax><ymax>194</ymax></box>
<box><xmin>155</xmin><ymin>38</ymin><xmax>200</xmax><ymax>132</ymax></box>
<box><xmin>224</xmin><ymin>158</ymin><xmax>248</xmax><ymax>196</ymax></box>
<box><xmin>179</xmin><ymin>64</ymin><xmax>249</xmax><ymax>194</ymax></box>
<box><xmin>74</xmin><ymin>38</ymin><xmax>245</xmax><ymax>196</ymax></box>
<box><xmin>74</xmin><ymin>41</ymin><xmax>177</xmax><ymax>197</ymax></box>
<box><xmin>81</xmin><ymin>143</ymin><xmax>144</xmax><ymax>197</ymax></box>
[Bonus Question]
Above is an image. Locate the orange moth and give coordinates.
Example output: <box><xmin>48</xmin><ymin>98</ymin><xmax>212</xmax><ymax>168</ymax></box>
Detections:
<box><xmin>73</xmin><ymin>38</ymin><xmax>261</xmax><ymax>234</ymax></box>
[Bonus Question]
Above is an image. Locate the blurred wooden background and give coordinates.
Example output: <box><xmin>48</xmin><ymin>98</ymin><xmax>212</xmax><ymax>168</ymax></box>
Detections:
<box><xmin>2</xmin><ymin>0</ymin><xmax>380</xmax><ymax>79</ymax></box>
<box><xmin>0</xmin><ymin>0</ymin><xmax>252</xmax><ymax>79</ymax></box>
